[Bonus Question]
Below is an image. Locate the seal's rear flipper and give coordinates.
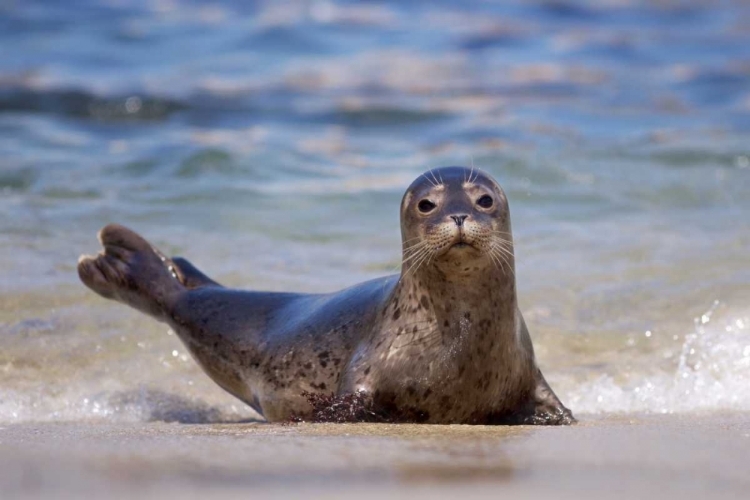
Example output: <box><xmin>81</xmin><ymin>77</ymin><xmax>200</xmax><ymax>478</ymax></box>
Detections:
<box><xmin>77</xmin><ymin>224</ymin><xmax>184</xmax><ymax>322</ymax></box>
<box><xmin>171</xmin><ymin>257</ymin><xmax>221</xmax><ymax>288</ymax></box>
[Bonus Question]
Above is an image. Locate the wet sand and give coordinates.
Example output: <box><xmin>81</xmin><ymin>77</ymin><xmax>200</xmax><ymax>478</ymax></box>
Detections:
<box><xmin>2</xmin><ymin>413</ymin><xmax>748</xmax><ymax>500</ymax></box>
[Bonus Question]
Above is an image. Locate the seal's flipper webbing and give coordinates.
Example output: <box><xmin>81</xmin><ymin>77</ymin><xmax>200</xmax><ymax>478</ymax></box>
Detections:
<box><xmin>77</xmin><ymin>224</ymin><xmax>184</xmax><ymax>322</ymax></box>
<box><xmin>171</xmin><ymin>257</ymin><xmax>221</xmax><ymax>289</ymax></box>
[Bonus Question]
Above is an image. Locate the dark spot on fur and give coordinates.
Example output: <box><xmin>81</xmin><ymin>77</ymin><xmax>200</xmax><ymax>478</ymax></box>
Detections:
<box><xmin>393</xmin><ymin>308</ymin><xmax>401</xmax><ymax>320</ymax></box>
<box><xmin>420</xmin><ymin>295</ymin><xmax>429</xmax><ymax>309</ymax></box>
<box><xmin>443</xmin><ymin>320</ymin><xmax>450</xmax><ymax>327</ymax></box>
<box><xmin>364</xmin><ymin>366</ymin><xmax>371</xmax><ymax>375</ymax></box>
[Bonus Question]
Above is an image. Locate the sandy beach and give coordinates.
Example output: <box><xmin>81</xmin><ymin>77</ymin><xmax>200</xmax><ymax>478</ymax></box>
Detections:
<box><xmin>2</xmin><ymin>413</ymin><xmax>749</xmax><ymax>500</ymax></box>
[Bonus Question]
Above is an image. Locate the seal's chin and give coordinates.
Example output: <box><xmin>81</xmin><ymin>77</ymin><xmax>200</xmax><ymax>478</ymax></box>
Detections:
<box><xmin>445</xmin><ymin>240</ymin><xmax>480</xmax><ymax>256</ymax></box>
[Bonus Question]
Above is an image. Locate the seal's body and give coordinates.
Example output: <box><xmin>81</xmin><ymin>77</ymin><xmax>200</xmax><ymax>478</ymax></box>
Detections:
<box><xmin>78</xmin><ymin>167</ymin><xmax>574</xmax><ymax>424</ymax></box>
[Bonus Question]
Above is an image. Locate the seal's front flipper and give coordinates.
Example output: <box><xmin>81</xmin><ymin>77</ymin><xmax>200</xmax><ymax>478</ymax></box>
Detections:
<box><xmin>521</xmin><ymin>369</ymin><xmax>576</xmax><ymax>425</ymax></box>
<box><xmin>78</xmin><ymin>224</ymin><xmax>184</xmax><ymax>322</ymax></box>
<box><xmin>171</xmin><ymin>257</ymin><xmax>221</xmax><ymax>289</ymax></box>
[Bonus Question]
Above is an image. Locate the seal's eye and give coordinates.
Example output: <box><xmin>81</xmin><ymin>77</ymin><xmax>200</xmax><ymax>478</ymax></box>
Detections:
<box><xmin>476</xmin><ymin>195</ymin><xmax>493</xmax><ymax>208</ymax></box>
<box><xmin>418</xmin><ymin>200</ymin><xmax>437</xmax><ymax>213</ymax></box>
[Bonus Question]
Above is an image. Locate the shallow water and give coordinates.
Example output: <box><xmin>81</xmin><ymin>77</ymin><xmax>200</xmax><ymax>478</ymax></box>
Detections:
<box><xmin>1</xmin><ymin>0</ymin><xmax>749</xmax><ymax>423</ymax></box>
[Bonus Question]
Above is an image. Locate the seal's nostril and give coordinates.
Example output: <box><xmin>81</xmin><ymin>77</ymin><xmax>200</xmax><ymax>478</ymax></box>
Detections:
<box><xmin>450</xmin><ymin>215</ymin><xmax>468</xmax><ymax>227</ymax></box>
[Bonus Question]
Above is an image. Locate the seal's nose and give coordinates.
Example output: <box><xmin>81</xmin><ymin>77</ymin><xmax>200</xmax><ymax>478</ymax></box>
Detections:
<box><xmin>450</xmin><ymin>215</ymin><xmax>468</xmax><ymax>227</ymax></box>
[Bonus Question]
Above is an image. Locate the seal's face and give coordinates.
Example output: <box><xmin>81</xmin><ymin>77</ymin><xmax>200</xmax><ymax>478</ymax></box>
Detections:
<box><xmin>400</xmin><ymin>166</ymin><xmax>513</xmax><ymax>275</ymax></box>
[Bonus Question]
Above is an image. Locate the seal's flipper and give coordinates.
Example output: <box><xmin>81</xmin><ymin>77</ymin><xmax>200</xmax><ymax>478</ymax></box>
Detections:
<box><xmin>171</xmin><ymin>257</ymin><xmax>221</xmax><ymax>289</ymax></box>
<box><xmin>78</xmin><ymin>224</ymin><xmax>184</xmax><ymax>322</ymax></box>
<box><xmin>522</xmin><ymin>370</ymin><xmax>576</xmax><ymax>425</ymax></box>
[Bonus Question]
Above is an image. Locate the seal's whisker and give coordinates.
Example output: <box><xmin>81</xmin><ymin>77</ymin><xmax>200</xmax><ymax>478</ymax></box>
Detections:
<box><xmin>487</xmin><ymin>249</ymin><xmax>502</xmax><ymax>272</ymax></box>
<box><xmin>402</xmin><ymin>236</ymin><xmax>423</xmax><ymax>245</ymax></box>
<box><xmin>489</xmin><ymin>234</ymin><xmax>514</xmax><ymax>252</ymax></box>
<box><xmin>493</xmin><ymin>242</ymin><xmax>514</xmax><ymax>260</ymax></box>
<box><xmin>403</xmin><ymin>238</ymin><xmax>429</xmax><ymax>250</ymax></box>
<box><xmin>404</xmin><ymin>252</ymin><xmax>427</xmax><ymax>277</ymax></box>
<box><xmin>490</xmin><ymin>245</ymin><xmax>514</xmax><ymax>276</ymax></box>
<box><xmin>402</xmin><ymin>244</ymin><xmax>429</xmax><ymax>258</ymax></box>
<box><xmin>389</xmin><ymin>241</ymin><xmax>429</xmax><ymax>275</ymax></box>
<box><xmin>491</xmin><ymin>239</ymin><xmax>514</xmax><ymax>250</ymax></box>
<box><xmin>405</xmin><ymin>251</ymin><xmax>432</xmax><ymax>278</ymax></box>
<box><xmin>421</xmin><ymin>173</ymin><xmax>437</xmax><ymax>188</ymax></box>
<box><xmin>401</xmin><ymin>247</ymin><xmax>431</xmax><ymax>275</ymax></box>
<box><xmin>428</xmin><ymin>169</ymin><xmax>441</xmax><ymax>187</ymax></box>
<box><xmin>403</xmin><ymin>246</ymin><xmax>435</xmax><ymax>279</ymax></box>
<box><xmin>488</xmin><ymin>247</ymin><xmax>506</xmax><ymax>275</ymax></box>
<box><xmin>489</xmin><ymin>230</ymin><xmax>513</xmax><ymax>237</ymax></box>
<box><xmin>469</xmin><ymin>165</ymin><xmax>480</xmax><ymax>184</ymax></box>
<box><xmin>400</xmin><ymin>250</ymin><xmax>422</xmax><ymax>262</ymax></box>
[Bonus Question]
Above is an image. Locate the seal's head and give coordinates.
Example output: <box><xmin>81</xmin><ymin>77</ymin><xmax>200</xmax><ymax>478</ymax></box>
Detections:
<box><xmin>400</xmin><ymin>166</ymin><xmax>513</xmax><ymax>276</ymax></box>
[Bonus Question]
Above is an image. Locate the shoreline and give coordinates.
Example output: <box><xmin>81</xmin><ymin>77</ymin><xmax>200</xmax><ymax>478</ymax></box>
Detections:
<box><xmin>2</xmin><ymin>412</ymin><xmax>748</xmax><ymax>499</ymax></box>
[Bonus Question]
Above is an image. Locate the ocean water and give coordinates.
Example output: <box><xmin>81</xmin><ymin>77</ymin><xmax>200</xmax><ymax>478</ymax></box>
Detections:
<box><xmin>1</xmin><ymin>0</ymin><xmax>749</xmax><ymax>423</ymax></box>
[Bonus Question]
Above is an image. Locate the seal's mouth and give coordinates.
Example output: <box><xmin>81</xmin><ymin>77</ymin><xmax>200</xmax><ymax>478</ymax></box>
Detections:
<box><xmin>448</xmin><ymin>232</ymin><xmax>476</xmax><ymax>251</ymax></box>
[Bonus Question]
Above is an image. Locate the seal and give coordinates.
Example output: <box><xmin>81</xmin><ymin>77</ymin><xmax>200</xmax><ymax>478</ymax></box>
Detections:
<box><xmin>77</xmin><ymin>166</ymin><xmax>574</xmax><ymax>425</ymax></box>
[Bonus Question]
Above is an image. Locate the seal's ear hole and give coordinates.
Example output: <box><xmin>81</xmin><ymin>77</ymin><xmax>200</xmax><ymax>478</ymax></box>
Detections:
<box><xmin>418</xmin><ymin>200</ymin><xmax>437</xmax><ymax>213</ymax></box>
<box><xmin>476</xmin><ymin>195</ymin><xmax>493</xmax><ymax>208</ymax></box>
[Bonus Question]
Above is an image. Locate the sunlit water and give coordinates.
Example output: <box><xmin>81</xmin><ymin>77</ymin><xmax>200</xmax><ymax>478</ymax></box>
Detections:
<box><xmin>1</xmin><ymin>0</ymin><xmax>749</xmax><ymax>423</ymax></box>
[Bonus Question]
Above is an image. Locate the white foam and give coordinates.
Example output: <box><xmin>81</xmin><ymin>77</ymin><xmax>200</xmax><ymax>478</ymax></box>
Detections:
<box><xmin>0</xmin><ymin>386</ymin><xmax>258</xmax><ymax>424</ymax></box>
<box><xmin>563</xmin><ymin>301</ymin><xmax>750</xmax><ymax>414</ymax></box>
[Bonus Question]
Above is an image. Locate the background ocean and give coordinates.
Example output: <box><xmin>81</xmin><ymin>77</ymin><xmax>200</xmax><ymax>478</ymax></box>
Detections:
<box><xmin>1</xmin><ymin>0</ymin><xmax>749</xmax><ymax>423</ymax></box>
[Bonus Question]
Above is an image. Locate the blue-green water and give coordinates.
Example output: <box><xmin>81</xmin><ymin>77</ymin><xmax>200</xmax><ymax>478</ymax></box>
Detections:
<box><xmin>1</xmin><ymin>0</ymin><xmax>749</xmax><ymax>422</ymax></box>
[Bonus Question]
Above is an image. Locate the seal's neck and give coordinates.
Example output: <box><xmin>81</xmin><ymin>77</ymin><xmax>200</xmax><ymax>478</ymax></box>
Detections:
<box><xmin>388</xmin><ymin>255</ymin><xmax>518</xmax><ymax>347</ymax></box>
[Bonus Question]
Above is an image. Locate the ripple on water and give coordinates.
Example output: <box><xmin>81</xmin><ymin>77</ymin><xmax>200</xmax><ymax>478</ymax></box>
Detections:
<box><xmin>0</xmin><ymin>167</ymin><xmax>36</xmax><ymax>192</ymax></box>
